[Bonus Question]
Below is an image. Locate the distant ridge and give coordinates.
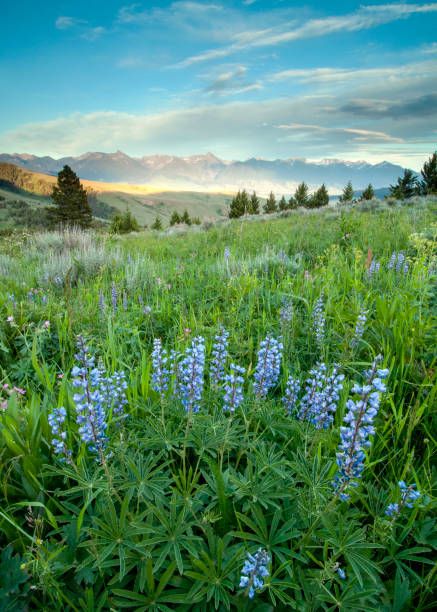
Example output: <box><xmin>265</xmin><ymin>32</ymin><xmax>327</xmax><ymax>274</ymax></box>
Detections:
<box><xmin>0</xmin><ymin>151</ymin><xmax>408</xmax><ymax>193</ymax></box>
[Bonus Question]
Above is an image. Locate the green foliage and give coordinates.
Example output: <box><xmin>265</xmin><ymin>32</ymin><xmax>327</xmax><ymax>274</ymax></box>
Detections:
<box><xmin>49</xmin><ymin>165</ymin><xmax>92</xmax><ymax>229</ymax></box>
<box><xmin>150</xmin><ymin>216</ymin><xmax>163</xmax><ymax>230</ymax></box>
<box><xmin>248</xmin><ymin>191</ymin><xmax>260</xmax><ymax>215</ymax></box>
<box><xmin>180</xmin><ymin>209</ymin><xmax>192</xmax><ymax>225</ymax></box>
<box><xmin>263</xmin><ymin>191</ymin><xmax>277</xmax><ymax>213</ymax></box>
<box><xmin>229</xmin><ymin>190</ymin><xmax>250</xmax><ymax>218</ymax></box>
<box><xmin>308</xmin><ymin>184</ymin><xmax>329</xmax><ymax>208</ymax></box>
<box><xmin>278</xmin><ymin>195</ymin><xmax>288</xmax><ymax>211</ymax></box>
<box><xmin>420</xmin><ymin>151</ymin><xmax>437</xmax><ymax>195</ymax></box>
<box><xmin>169</xmin><ymin>211</ymin><xmax>181</xmax><ymax>225</ymax></box>
<box><xmin>361</xmin><ymin>183</ymin><xmax>375</xmax><ymax>201</ymax></box>
<box><xmin>294</xmin><ymin>182</ymin><xmax>309</xmax><ymax>207</ymax></box>
<box><xmin>110</xmin><ymin>210</ymin><xmax>140</xmax><ymax>234</ymax></box>
<box><xmin>339</xmin><ymin>181</ymin><xmax>354</xmax><ymax>203</ymax></box>
<box><xmin>389</xmin><ymin>170</ymin><xmax>419</xmax><ymax>200</ymax></box>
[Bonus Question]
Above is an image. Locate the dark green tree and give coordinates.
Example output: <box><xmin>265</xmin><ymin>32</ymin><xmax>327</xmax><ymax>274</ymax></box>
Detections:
<box><xmin>110</xmin><ymin>210</ymin><xmax>140</xmax><ymax>234</ymax></box>
<box><xmin>288</xmin><ymin>195</ymin><xmax>297</xmax><ymax>209</ymax></box>
<box><xmin>49</xmin><ymin>165</ymin><xmax>92</xmax><ymax>228</ymax></box>
<box><xmin>151</xmin><ymin>216</ymin><xmax>163</xmax><ymax>230</ymax></box>
<box><xmin>263</xmin><ymin>191</ymin><xmax>277</xmax><ymax>213</ymax></box>
<box><xmin>248</xmin><ymin>191</ymin><xmax>260</xmax><ymax>214</ymax></box>
<box><xmin>389</xmin><ymin>169</ymin><xmax>418</xmax><ymax>199</ymax></box>
<box><xmin>420</xmin><ymin>151</ymin><xmax>437</xmax><ymax>195</ymax></box>
<box><xmin>180</xmin><ymin>210</ymin><xmax>192</xmax><ymax>225</ymax></box>
<box><xmin>240</xmin><ymin>189</ymin><xmax>250</xmax><ymax>215</ymax></box>
<box><xmin>360</xmin><ymin>184</ymin><xmax>375</xmax><ymax>201</ymax></box>
<box><xmin>308</xmin><ymin>184</ymin><xmax>329</xmax><ymax>208</ymax></box>
<box><xmin>278</xmin><ymin>195</ymin><xmax>288</xmax><ymax>211</ymax></box>
<box><xmin>339</xmin><ymin>181</ymin><xmax>354</xmax><ymax>203</ymax></box>
<box><xmin>169</xmin><ymin>211</ymin><xmax>181</xmax><ymax>225</ymax></box>
<box><xmin>294</xmin><ymin>182</ymin><xmax>309</xmax><ymax>207</ymax></box>
<box><xmin>229</xmin><ymin>191</ymin><xmax>244</xmax><ymax>218</ymax></box>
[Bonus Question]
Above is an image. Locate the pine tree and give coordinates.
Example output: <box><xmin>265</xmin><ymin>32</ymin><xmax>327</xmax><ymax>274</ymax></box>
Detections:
<box><xmin>288</xmin><ymin>196</ymin><xmax>297</xmax><ymax>209</ymax></box>
<box><xmin>339</xmin><ymin>181</ymin><xmax>354</xmax><ymax>203</ymax></box>
<box><xmin>278</xmin><ymin>195</ymin><xmax>288</xmax><ymax>211</ymax></box>
<box><xmin>420</xmin><ymin>151</ymin><xmax>437</xmax><ymax>195</ymax></box>
<box><xmin>181</xmin><ymin>210</ymin><xmax>192</xmax><ymax>225</ymax></box>
<box><xmin>169</xmin><ymin>211</ymin><xmax>181</xmax><ymax>225</ymax></box>
<box><xmin>389</xmin><ymin>169</ymin><xmax>418</xmax><ymax>199</ymax></box>
<box><xmin>229</xmin><ymin>191</ymin><xmax>244</xmax><ymax>218</ymax></box>
<box><xmin>240</xmin><ymin>189</ymin><xmax>250</xmax><ymax>215</ymax></box>
<box><xmin>248</xmin><ymin>191</ymin><xmax>260</xmax><ymax>214</ymax></box>
<box><xmin>308</xmin><ymin>184</ymin><xmax>329</xmax><ymax>208</ymax></box>
<box><xmin>110</xmin><ymin>209</ymin><xmax>139</xmax><ymax>234</ymax></box>
<box><xmin>263</xmin><ymin>191</ymin><xmax>277</xmax><ymax>213</ymax></box>
<box><xmin>49</xmin><ymin>165</ymin><xmax>92</xmax><ymax>228</ymax></box>
<box><xmin>360</xmin><ymin>184</ymin><xmax>375</xmax><ymax>201</ymax></box>
<box><xmin>151</xmin><ymin>216</ymin><xmax>163</xmax><ymax>230</ymax></box>
<box><xmin>294</xmin><ymin>182</ymin><xmax>309</xmax><ymax>207</ymax></box>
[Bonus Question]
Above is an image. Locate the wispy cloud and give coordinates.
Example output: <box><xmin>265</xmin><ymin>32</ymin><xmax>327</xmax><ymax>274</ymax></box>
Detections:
<box><xmin>275</xmin><ymin>123</ymin><xmax>403</xmax><ymax>143</ymax></box>
<box><xmin>204</xmin><ymin>66</ymin><xmax>262</xmax><ymax>95</ymax></box>
<box><xmin>177</xmin><ymin>2</ymin><xmax>437</xmax><ymax>66</ymax></box>
<box><xmin>81</xmin><ymin>26</ymin><xmax>106</xmax><ymax>41</ymax></box>
<box><xmin>55</xmin><ymin>16</ymin><xmax>85</xmax><ymax>30</ymax></box>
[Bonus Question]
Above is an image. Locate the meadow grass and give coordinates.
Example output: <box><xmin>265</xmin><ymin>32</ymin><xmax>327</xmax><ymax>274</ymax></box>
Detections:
<box><xmin>0</xmin><ymin>202</ymin><xmax>435</xmax><ymax>610</ymax></box>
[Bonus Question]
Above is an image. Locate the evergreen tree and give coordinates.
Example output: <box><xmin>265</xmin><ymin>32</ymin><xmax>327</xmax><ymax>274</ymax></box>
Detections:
<box><xmin>110</xmin><ymin>210</ymin><xmax>139</xmax><ymax>234</ymax></box>
<box><xmin>181</xmin><ymin>210</ymin><xmax>192</xmax><ymax>225</ymax></box>
<box><xmin>288</xmin><ymin>196</ymin><xmax>297</xmax><ymax>209</ymax></box>
<box><xmin>263</xmin><ymin>191</ymin><xmax>277</xmax><ymax>213</ymax></box>
<box><xmin>420</xmin><ymin>151</ymin><xmax>437</xmax><ymax>195</ymax></box>
<box><xmin>339</xmin><ymin>181</ymin><xmax>354</xmax><ymax>203</ymax></box>
<box><xmin>49</xmin><ymin>165</ymin><xmax>92</xmax><ymax>228</ymax></box>
<box><xmin>229</xmin><ymin>191</ymin><xmax>244</xmax><ymax>218</ymax></box>
<box><xmin>389</xmin><ymin>169</ymin><xmax>418</xmax><ymax>199</ymax></box>
<box><xmin>294</xmin><ymin>182</ymin><xmax>309</xmax><ymax>207</ymax></box>
<box><xmin>360</xmin><ymin>184</ymin><xmax>375</xmax><ymax>201</ymax></box>
<box><xmin>308</xmin><ymin>184</ymin><xmax>329</xmax><ymax>208</ymax></box>
<box><xmin>169</xmin><ymin>211</ymin><xmax>181</xmax><ymax>225</ymax></box>
<box><xmin>240</xmin><ymin>189</ymin><xmax>250</xmax><ymax>215</ymax></box>
<box><xmin>248</xmin><ymin>191</ymin><xmax>260</xmax><ymax>214</ymax></box>
<box><xmin>278</xmin><ymin>195</ymin><xmax>288</xmax><ymax>211</ymax></box>
<box><xmin>151</xmin><ymin>216</ymin><xmax>163</xmax><ymax>230</ymax></box>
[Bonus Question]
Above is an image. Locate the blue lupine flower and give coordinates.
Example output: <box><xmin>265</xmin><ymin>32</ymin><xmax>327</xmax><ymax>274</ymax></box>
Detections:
<box><xmin>223</xmin><ymin>363</ymin><xmax>245</xmax><ymax>412</ymax></box>
<box><xmin>333</xmin><ymin>356</ymin><xmax>389</xmax><ymax>500</ymax></box>
<box><xmin>298</xmin><ymin>362</ymin><xmax>327</xmax><ymax>422</ymax></box>
<box><xmin>385</xmin><ymin>481</ymin><xmax>421</xmax><ymax>517</ymax></box>
<box><xmin>123</xmin><ymin>291</ymin><xmax>128</xmax><ymax>311</ymax></box>
<box><xmin>367</xmin><ymin>259</ymin><xmax>380</xmax><ymax>277</ymax></box>
<box><xmin>253</xmin><ymin>334</ymin><xmax>283</xmax><ymax>398</ymax></box>
<box><xmin>312</xmin><ymin>295</ymin><xmax>326</xmax><ymax>348</ymax></box>
<box><xmin>178</xmin><ymin>336</ymin><xmax>206</xmax><ymax>413</ymax></box>
<box><xmin>350</xmin><ymin>308</ymin><xmax>367</xmax><ymax>349</ymax></box>
<box><xmin>224</xmin><ymin>246</ymin><xmax>230</xmax><ymax>261</ymax></box>
<box><xmin>337</xmin><ymin>567</ymin><xmax>346</xmax><ymax>580</ymax></box>
<box><xmin>151</xmin><ymin>338</ymin><xmax>170</xmax><ymax>396</ymax></box>
<box><xmin>387</xmin><ymin>251</ymin><xmax>409</xmax><ymax>274</ymax></box>
<box><xmin>47</xmin><ymin>406</ymin><xmax>71</xmax><ymax>461</ymax></box>
<box><xmin>279</xmin><ymin>297</ymin><xmax>293</xmax><ymax>325</ymax></box>
<box><xmin>298</xmin><ymin>363</ymin><xmax>344</xmax><ymax>429</ymax></box>
<box><xmin>111</xmin><ymin>282</ymin><xmax>117</xmax><ymax>312</ymax></box>
<box><xmin>99</xmin><ymin>370</ymin><xmax>128</xmax><ymax>417</ymax></box>
<box><xmin>282</xmin><ymin>375</ymin><xmax>301</xmax><ymax>416</ymax></box>
<box><xmin>98</xmin><ymin>290</ymin><xmax>105</xmax><ymax>313</ymax></box>
<box><xmin>210</xmin><ymin>327</ymin><xmax>229</xmax><ymax>387</ymax></box>
<box><xmin>239</xmin><ymin>548</ymin><xmax>270</xmax><ymax>599</ymax></box>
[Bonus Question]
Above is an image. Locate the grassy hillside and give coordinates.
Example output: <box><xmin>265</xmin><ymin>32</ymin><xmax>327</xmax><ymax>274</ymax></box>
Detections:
<box><xmin>0</xmin><ymin>201</ymin><xmax>435</xmax><ymax>609</ymax></box>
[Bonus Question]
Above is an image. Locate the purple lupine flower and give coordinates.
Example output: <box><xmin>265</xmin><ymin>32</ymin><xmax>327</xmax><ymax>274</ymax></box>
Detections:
<box><xmin>47</xmin><ymin>406</ymin><xmax>71</xmax><ymax>462</ymax></box>
<box><xmin>223</xmin><ymin>363</ymin><xmax>245</xmax><ymax>413</ymax></box>
<box><xmin>210</xmin><ymin>326</ymin><xmax>229</xmax><ymax>387</ymax></box>
<box><xmin>351</xmin><ymin>308</ymin><xmax>367</xmax><ymax>349</ymax></box>
<box><xmin>282</xmin><ymin>375</ymin><xmax>301</xmax><ymax>416</ymax></box>
<box><xmin>312</xmin><ymin>295</ymin><xmax>326</xmax><ymax>348</ymax></box>
<box><xmin>298</xmin><ymin>362</ymin><xmax>327</xmax><ymax>422</ymax></box>
<box><xmin>367</xmin><ymin>259</ymin><xmax>380</xmax><ymax>277</ymax></box>
<box><xmin>385</xmin><ymin>481</ymin><xmax>421</xmax><ymax>517</ymax></box>
<box><xmin>239</xmin><ymin>548</ymin><xmax>270</xmax><ymax>599</ymax></box>
<box><xmin>333</xmin><ymin>356</ymin><xmax>389</xmax><ymax>500</ymax></box>
<box><xmin>178</xmin><ymin>336</ymin><xmax>206</xmax><ymax>413</ymax></box>
<box><xmin>151</xmin><ymin>338</ymin><xmax>170</xmax><ymax>396</ymax></box>
<box><xmin>279</xmin><ymin>298</ymin><xmax>293</xmax><ymax>326</ymax></box>
<box><xmin>99</xmin><ymin>370</ymin><xmax>128</xmax><ymax>418</ymax></box>
<box><xmin>224</xmin><ymin>246</ymin><xmax>230</xmax><ymax>261</ymax></box>
<box><xmin>311</xmin><ymin>364</ymin><xmax>344</xmax><ymax>430</ymax></box>
<box><xmin>253</xmin><ymin>334</ymin><xmax>283</xmax><ymax>398</ymax></box>
<box><xmin>111</xmin><ymin>282</ymin><xmax>117</xmax><ymax>312</ymax></box>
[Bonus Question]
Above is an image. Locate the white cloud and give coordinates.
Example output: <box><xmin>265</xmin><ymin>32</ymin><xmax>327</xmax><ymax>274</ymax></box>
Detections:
<box><xmin>55</xmin><ymin>16</ymin><xmax>85</xmax><ymax>30</ymax></box>
<box><xmin>81</xmin><ymin>27</ymin><xmax>106</xmax><ymax>41</ymax></box>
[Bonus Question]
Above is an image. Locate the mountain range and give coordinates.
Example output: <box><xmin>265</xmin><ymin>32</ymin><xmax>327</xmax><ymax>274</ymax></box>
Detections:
<box><xmin>0</xmin><ymin>151</ymin><xmax>407</xmax><ymax>194</ymax></box>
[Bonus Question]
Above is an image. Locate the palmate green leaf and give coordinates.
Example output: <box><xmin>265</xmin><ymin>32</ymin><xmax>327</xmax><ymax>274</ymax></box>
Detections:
<box><xmin>111</xmin><ymin>561</ymin><xmax>180</xmax><ymax>611</ymax></box>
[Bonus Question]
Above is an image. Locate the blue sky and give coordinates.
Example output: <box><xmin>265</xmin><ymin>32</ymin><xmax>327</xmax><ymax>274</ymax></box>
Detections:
<box><xmin>0</xmin><ymin>1</ymin><xmax>436</xmax><ymax>168</ymax></box>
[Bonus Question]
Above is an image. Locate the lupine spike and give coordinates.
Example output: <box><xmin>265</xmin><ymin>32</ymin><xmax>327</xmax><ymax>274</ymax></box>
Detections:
<box><xmin>282</xmin><ymin>375</ymin><xmax>301</xmax><ymax>415</ymax></box>
<box><xmin>151</xmin><ymin>338</ymin><xmax>170</xmax><ymax>396</ymax></box>
<box><xmin>239</xmin><ymin>548</ymin><xmax>270</xmax><ymax>599</ymax></box>
<box><xmin>312</xmin><ymin>295</ymin><xmax>326</xmax><ymax>348</ymax></box>
<box><xmin>253</xmin><ymin>334</ymin><xmax>283</xmax><ymax>398</ymax></box>
<box><xmin>223</xmin><ymin>363</ymin><xmax>245</xmax><ymax>412</ymax></box>
<box><xmin>210</xmin><ymin>326</ymin><xmax>229</xmax><ymax>387</ymax></box>
<box><xmin>177</xmin><ymin>336</ymin><xmax>206</xmax><ymax>413</ymax></box>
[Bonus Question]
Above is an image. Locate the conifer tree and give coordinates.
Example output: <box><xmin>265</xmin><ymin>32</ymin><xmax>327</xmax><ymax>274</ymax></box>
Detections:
<box><xmin>278</xmin><ymin>195</ymin><xmax>288</xmax><ymax>211</ymax></box>
<box><xmin>288</xmin><ymin>195</ymin><xmax>297</xmax><ymax>209</ymax></box>
<box><xmin>360</xmin><ymin>184</ymin><xmax>375</xmax><ymax>201</ymax></box>
<box><xmin>248</xmin><ymin>191</ymin><xmax>260</xmax><ymax>214</ymax></box>
<box><xmin>169</xmin><ymin>211</ymin><xmax>181</xmax><ymax>225</ymax></box>
<box><xmin>339</xmin><ymin>181</ymin><xmax>354</xmax><ymax>203</ymax></box>
<box><xmin>229</xmin><ymin>191</ymin><xmax>244</xmax><ymax>218</ymax></box>
<box><xmin>420</xmin><ymin>151</ymin><xmax>437</xmax><ymax>195</ymax></box>
<box><xmin>49</xmin><ymin>165</ymin><xmax>92</xmax><ymax>228</ymax></box>
<box><xmin>151</xmin><ymin>216</ymin><xmax>163</xmax><ymax>230</ymax></box>
<box><xmin>240</xmin><ymin>189</ymin><xmax>250</xmax><ymax>215</ymax></box>
<box><xmin>294</xmin><ymin>182</ymin><xmax>309</xmax><ymax>207</ymax></box>
<box><xmin>308</xmin><ymin>184</ymin><xmax>329</xmax><ymax>208</ymax></box>
<box><xmin>181</xmin><ymin>210</ymin><xmax>192</xmax><ymax>225</ymax></box>
<box><xmin>263</xmin><ymin>191</ymin><xmax>277</xmax><ymax>213</ymax></box>
<box><xmin>389</xmin><ymin>169</ymin><xmax>418</xmax><ymax>199</ymax></box>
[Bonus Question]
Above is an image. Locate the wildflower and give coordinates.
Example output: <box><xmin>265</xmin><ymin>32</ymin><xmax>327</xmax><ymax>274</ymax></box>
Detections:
<box><xmin>333</xmin><ymin>356</ymin><xmax>389</xmax><ymax>500</ymax></box>
<box><xmin>337</xmin><ymin>567</ymin><xmax>346</xmax><ymax>580</ymax></box>
<box><xmin>312</xmin><ymin>295</ymin><xmax>326</xmax><ymax>348</ymax></box>
<box><xmin>239</xmin><ymin>548</ymin><xmax>270</xmax><ymax>599</ymax></box>
<box><xmin>151</xmin><ymin>338</ymin><xmax>170</xmax><ymax>396</ymax></box>
<box><xmin>223</xmin><ymin>363</ymin><xmax>245</xmax><ymax>412</ymax></box>
<box><xmin>7</xmin><ymin>315</ymin><xmax>14</xmax><ymax>325</ymax></box>
<box><xmin>43</xmin><ymin>320</ymin><xmax>50</xmax><ymax>330</ymax></box>
<box><xmin>99</xmin><ymin>370</ymin><xmax>128</xmax><ymax>418</ymax></box>
<box><xmin>279</xmin><ymin>297</ymin><xmax>293</xmax><ymax>325</ymax></box>
<box><xmin>13</xmin><ymin>387</ymin><xmax>26</xmax><ymax>396</ymax></box>
<box><xmin>184</xmin><ymin>327</ymin><xmax>191</xmax><ymax>337</ymax></box>
<box><xmin>111</xmin><ymin>282</ymin><xmax>117</xmax><ymax>312</ymax></box>
<box><xmin>311</xmin><ymin>364</ymin><xmax>344</xmax><ymax>430</ymax></box>
<box><xmin>123</xmin><ymin>291</ymin><xmax>128</xmax><ymax>311</ymax></box>
<box><xmin>210</xmin><ymin>326</ymin><xmax>229</xmax><ymax>387</ymax></box>
<box><xmin>98</xmin><ymin>290</ymin><xmax>105</xmax><ymax>313</ymax></box>
<box><xmin>298</xmin><ymin>362</ymin><xmax>327</xmax><ymax>422</ymax></box>
<box><xmin>224</xmin><ymin>246</ymin><xmax>230</xmax><ymax>260</ymax></box>
<box><xmin>178</xmin><ymin>336</ymin><xmax>206</xmax><ymax>413</ymax></box>
<box><xmin>385</xmin><ymin>481</ymin><xmax>421</xmax><ymax>517</ymax></box>
<box><xmin>143</xmin><ymin>305</ymin><xmax>152</xmax><ymax>315</ymax></box>
<box><xmin>282</xmin><ymin>375</ymin><xmax>301</xmax><ymax>416</ymax></box>
<box><xmin>351</xmin><ymin>308</ymin><xmax>367</xmax><ymax>349</ymax></box>
<box><xmin>367</xmin><ymin>259</ymin><xmax>380</xmax><ymax>277</ymax></box>
<box><xmin>253</xmin><ymin>334</ymin><xmax>283</xmax><ymax>398</ymax></box>
<box><xmin>47</xmin><ymin>406</ymin><xmax>71</xmax><ymax>461</ymax></box>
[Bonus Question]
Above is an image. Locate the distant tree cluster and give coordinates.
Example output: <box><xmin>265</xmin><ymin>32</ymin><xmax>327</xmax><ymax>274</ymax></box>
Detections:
<box><xmin>228</xmin><ymin>183</ymin><xmax>330</xmax><ymax>218</ymax></box>
<box><xmin>110</xmin><ymin>210</ymin><xmax>140</xmax><ymax>234</ymax></box>
<box><xmin>169</xmin><ymin>209</ymin><xmax>201</xmax><ymax>226</ymax></box>
<box><xmin>388</xmin><ymin>152</ymin><xmax>437</xmax><ymax>199</ymax></box>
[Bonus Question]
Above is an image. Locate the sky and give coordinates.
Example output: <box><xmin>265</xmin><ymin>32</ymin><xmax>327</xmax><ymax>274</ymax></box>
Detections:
<box><xmin>0</xmin><ymin>0</ymin><xmax>436</xmax><ymax>168</ymax></box>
